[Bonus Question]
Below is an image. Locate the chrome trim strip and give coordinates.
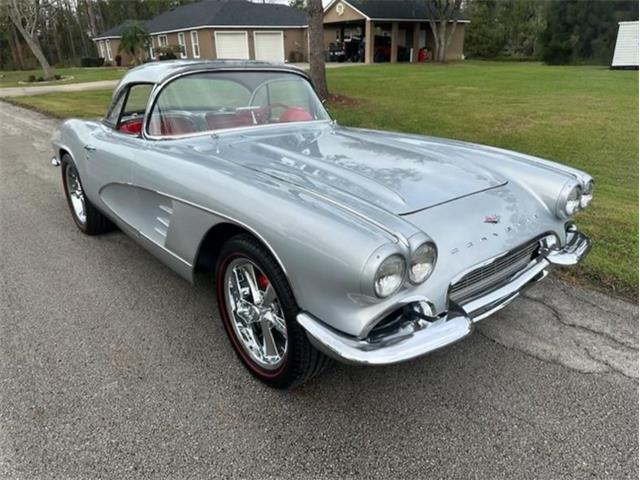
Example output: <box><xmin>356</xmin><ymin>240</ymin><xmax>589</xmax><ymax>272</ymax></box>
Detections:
<box><xmin>98</xmin><ymin>182</ymin><xmax>290</xmax><ymax>278</ymax></box>
<box><xmin>141</xmin><ymin>67</ymin><xmax>324</xmax><ymax>141</ymax></box>
<box><xmin>139</xmin><ymin>230</ymin><xmax>192</xmax><ymax>267</ymax></box>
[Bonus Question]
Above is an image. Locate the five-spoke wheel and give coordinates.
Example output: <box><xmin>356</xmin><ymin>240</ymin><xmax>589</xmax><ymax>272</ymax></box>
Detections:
<box><xmin>223</xmin><ymin>258</ymin><xmax>288</xmax><ymax>370</ymax></box>
<box><xmin>216</xmin><ymin>234</ymin><xmax>329</xmax><ymax>388</ymax></box>
<box><xmin>61</xmin><ymin>153</ymin><xmax>112</xmax><ymax>235</ymax></box>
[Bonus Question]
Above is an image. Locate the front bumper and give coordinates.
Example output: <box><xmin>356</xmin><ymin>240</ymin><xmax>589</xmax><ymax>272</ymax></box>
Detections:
<box><xmin>297</xmin><ymin>229</ymin><xmax>591</xmax><ymax>366</ymax></box>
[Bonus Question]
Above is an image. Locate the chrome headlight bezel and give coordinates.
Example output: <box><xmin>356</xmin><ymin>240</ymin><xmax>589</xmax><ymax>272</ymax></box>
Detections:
<box><xmin>362</xmin><ymin>244</ymin><xmax>407</xmax><ymax>299</ymax></box>
<box><xmin>556</xmin><ymin>181</ymin><xmax>582</xmax><ymax>219</ymax></box>
<box><xmin>408</xmin><ymin>242</ymin><xmax>437</xmax><ymax>284</ymax></box>
<box><xmin>580</xmin><ymin>180</ymin><xmax>594</xmax><ymax>209</ymax></box>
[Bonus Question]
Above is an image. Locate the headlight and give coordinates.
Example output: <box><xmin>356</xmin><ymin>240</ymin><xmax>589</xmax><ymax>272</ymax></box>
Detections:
<box><xmin>374</xmin><ymin>254</ymin><xmax>406</xmax><ymax>298</ymax></box>
<box><xmin>580</xmin><ymin>180</ymin><xmax>594</xmax><ymax>209</ymax></box>
<box><xmin>409</xmin><ymin>242</ymin><xmax>437</xmax><ymax>284</ymax></box>
<box><xmin>557</xmin><ymin>183</ymin><xmax>582</xmax><ymax>218</ymax></box>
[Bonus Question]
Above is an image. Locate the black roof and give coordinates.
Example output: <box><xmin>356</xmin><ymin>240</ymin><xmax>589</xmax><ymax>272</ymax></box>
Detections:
<box><xmin>346</xmin><ymin>0</ymin><xmax>469</xmax><ymax>21</ymax></box>
<box><xmin>95</xmin><ymin>0</ymin><xmax>307</xmax><ymax>39</ymax></box>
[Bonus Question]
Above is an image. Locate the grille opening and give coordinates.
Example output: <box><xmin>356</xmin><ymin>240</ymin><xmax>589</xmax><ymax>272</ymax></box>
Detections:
<box><xmin>449</xmin><ymin>239</ymin><xmax>541</xmax><ymax>304</ymax></box>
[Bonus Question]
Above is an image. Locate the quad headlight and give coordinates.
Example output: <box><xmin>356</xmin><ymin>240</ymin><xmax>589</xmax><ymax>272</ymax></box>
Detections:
<box><xmin>374</xmin><ymin>254</ymin><xmax>406</xmax><ymax>298</ymax></box>
<box><xmin>580</xmin><ymin>180</ymin><xmax>594</xmax><ymax>209</ymax></box>
<box><xmin>557</xmin><ymin>182</ymin><xmax>582</xmax><ymax>218</ymax></box>
<box><xmin>408</xmin><ymin>242</ymin><xmax>437</xmax><ymax>284</ymax></box>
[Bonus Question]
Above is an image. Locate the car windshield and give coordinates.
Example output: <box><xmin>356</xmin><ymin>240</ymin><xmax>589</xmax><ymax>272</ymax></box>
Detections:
<box><xmin>148</xmin><ymin>71</ymin><xmax>330</xmax><ymax>137</ymax></box>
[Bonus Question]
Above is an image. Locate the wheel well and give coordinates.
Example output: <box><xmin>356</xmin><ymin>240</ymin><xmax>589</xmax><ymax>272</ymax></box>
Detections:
<box><xmin>194</xmin><ymin>223</ymin><xmax>252</xmax><ymax>273</ymax></box>
<box><xmin>59</xmin><ymin>148</ymin><xmax>71</xmax><ymax>162</ymax></box>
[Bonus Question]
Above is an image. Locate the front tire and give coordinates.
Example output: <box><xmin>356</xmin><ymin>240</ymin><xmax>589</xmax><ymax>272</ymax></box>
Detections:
<box><xmin>61</xmin><ymin>153</ymin><xmax>112</xmax><ymax>235</ymax></box>
<box><xmin>215</xmin><ymin>234</ymin><xmax>329</xmax><ymax>388</ymax></box>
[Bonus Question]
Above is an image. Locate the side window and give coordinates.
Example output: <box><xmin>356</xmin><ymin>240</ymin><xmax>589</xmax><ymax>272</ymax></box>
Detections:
<box><xmin>104</xmin><ymin>84</ymin><xmax>153</xmax><ymax>135</ymax></box>
<box><xmin>122</xmin><ymin>84</ymin><xmax>153</xmax><ymax>118</ymax></box>
<box><xmin>104</xmin><ymin>91</ymin><xmax>126</xmax><ymax>126</ymax></box>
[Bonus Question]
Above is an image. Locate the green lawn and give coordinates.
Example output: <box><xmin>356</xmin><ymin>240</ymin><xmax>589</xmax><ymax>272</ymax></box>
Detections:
<box><xmin>0</xmin><ymin>67</ymin><xmax>125</xmax><ymax>88</ymax></box>
<box><xmin>5</xmin><ymin>61</ymin><xmax>638</xmax><ymax>297</ymax></box>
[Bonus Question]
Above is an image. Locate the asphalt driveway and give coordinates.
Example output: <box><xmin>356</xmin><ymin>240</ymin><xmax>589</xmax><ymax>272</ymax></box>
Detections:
<box><xmin>0</xmin><ymin>102</ymin><xmax>637</xmax><ymax>479</ymax></box>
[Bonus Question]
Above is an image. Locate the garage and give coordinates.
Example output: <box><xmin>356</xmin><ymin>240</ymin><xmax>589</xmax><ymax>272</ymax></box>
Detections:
<box><xmin>254</xmin><ymin>31</ymin><xmax>285</xmax><ymax>62</ymax></box>
<box><xmin>215</xmin><ymin>31</ymin><xmax>249</xmax><ymax>59</ymax></box>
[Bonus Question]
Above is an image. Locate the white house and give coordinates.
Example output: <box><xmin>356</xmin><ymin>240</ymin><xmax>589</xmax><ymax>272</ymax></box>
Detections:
<box><xmin>611</xmin><ymin>21</ymin><xmax>638</xmax><ymax>69</ymax></box>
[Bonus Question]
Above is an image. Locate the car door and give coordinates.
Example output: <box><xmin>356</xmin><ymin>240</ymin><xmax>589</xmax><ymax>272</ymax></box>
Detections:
<box><xmin>84</xmin><ymin>83</ymin><xmax>153</xmax><ymax>236</ymax></box>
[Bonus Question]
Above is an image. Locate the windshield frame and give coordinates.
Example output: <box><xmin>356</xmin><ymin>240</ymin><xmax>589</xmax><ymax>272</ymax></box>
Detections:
<box><xmin>143</xmin><ymin>68</ymin><xmax>332</xmax><ymax>141</ymax></box>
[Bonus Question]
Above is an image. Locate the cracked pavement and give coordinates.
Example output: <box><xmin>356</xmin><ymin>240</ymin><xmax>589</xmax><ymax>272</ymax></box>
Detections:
<box><xmin>1</xmin><ymin>102</ymin><xmax>638</xmax><ymax>479</ymax></box>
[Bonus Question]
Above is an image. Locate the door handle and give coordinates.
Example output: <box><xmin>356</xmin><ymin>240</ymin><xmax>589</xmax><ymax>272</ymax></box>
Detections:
<box><xmin>83</xmin><ymin>144</ymin><xmax>97</xmax><ymax>152</ymax></box>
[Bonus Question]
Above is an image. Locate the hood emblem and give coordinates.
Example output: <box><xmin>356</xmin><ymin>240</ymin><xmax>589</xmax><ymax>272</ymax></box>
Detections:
<box><xmin>483</xmin><ymin>214</ymin><xmax>501</xmax><ymax>224</ymax></box>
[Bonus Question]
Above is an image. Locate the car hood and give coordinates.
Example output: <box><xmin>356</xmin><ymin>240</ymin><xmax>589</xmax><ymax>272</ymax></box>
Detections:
<box><xmin>216</xmin><ymin>125</ymin><xmax>508</xmax><ymax>215</ymax></box>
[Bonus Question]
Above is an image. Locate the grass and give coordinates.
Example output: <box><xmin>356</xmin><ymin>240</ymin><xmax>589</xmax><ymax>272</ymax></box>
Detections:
<box><xmin>0</xmin><ymin>67</ymin><xmax>125</xmax><ymax>88</ymax></box>
<box><xmin>5</xmin><ymin>61</ymin><xmax>638</xmax><ymax>297</ymax></box>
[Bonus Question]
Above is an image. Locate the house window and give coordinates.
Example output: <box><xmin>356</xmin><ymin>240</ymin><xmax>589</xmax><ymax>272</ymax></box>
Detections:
<box><xmin>98</xmin><ymin>40</ymin><xmax>105</xmax><ymax>59</ymax></box>
<box><xmin>148</xmin><ymin>37</ymin><xmax>156</xmax><ymax>60</ymax></box>
<box><xmin>190</xmin><ymin>31</ymin><xmax>200</xmax><ymax>58</ymax></box>
<box><xmin>105</xmin><ymin>40</ymin><xmax>113</xmax><ymax>61</ymax></box>
<box><xmin>178</xmin><ymin>32</ymin><xmax>187</xmax><ymax>58</ymax></box>
<box><xmin>158</xmin><ymin>35</ymin><xmax>168</xmax><ymax>47</ymax></box>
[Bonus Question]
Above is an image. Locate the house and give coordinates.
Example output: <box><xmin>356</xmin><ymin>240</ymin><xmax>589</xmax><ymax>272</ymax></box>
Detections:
<box><xmin>93</xmin><ymin>0</ymin><xmax>308</xmax><ymax>65</ymax></box>
<box><xmin>323</xmin><ymin>0</ymin><xmax>468</xmax><ymax>63</ymax></box>
<box><xmin>93</xmin><ymin>0</ymin><xmax>468</xmax><ymax>66</ymax></box>
<box><xmin>611</xmin><ymin>21</ymin><xmax>639</xmax><ymax>69</ymax></box>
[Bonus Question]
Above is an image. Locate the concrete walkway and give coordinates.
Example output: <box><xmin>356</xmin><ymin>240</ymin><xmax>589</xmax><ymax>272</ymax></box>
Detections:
<box><xmin>0</xmin><ymin>79</ymin><xmax>119</xmax><ymax>98</ymax></box>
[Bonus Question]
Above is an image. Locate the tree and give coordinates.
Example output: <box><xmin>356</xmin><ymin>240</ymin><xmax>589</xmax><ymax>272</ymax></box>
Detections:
<box><xmin>425</xmin><ymin>0</ymin><xmax>463</xmax><ymax>63</ymax></box>
<box><xmin>118</xmin><ymin>21</ymin><xmax>150</xmax><ymax>65</ymax></box>
<box><xmin>307</xmin><ymin>0</ymin><xmax>328</xmax><ymax>99</ymax></box>
<box><xmin>289</xmin><ymin>0</ymin><xmax>305</xmax><ymax>10</ymax></box>
<box><xmin>464</xmin><ymin>0</ymin><xmax>546</xmax><ymax>60</ymax></box>
<box><xmin>6</xmin><ymin>0</ymin><xmax>54</xmax><ymax>79</ymax></box>
<box><xmin>540</xmin><ymin>0</ymin><xmax>637</xmax><ymax>65</ymax></box>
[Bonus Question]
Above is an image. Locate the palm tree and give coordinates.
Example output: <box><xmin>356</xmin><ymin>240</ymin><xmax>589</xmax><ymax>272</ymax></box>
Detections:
<box><xmin>118</xmin><ymin>21</ymin><xmax>150</xmax><ymax>66</ymax></box>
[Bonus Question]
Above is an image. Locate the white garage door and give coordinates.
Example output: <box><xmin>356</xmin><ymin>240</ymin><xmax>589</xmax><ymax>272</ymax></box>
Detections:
<box><xmin>215</xmin><ymin>32</ymin><xmax>249</xmax><ymax>59</ymax></box>
<box><xmin>254</xmin><ymin>31</ymin><xmax>285</xmax><ymax>62</ymax></box>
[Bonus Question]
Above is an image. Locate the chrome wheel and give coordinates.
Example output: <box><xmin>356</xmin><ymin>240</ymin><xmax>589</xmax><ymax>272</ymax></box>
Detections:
<box><xmin>65</xmin><ymin>164</ymin><xmax>86</xmax><ymax>224</ymax></box>
<box><xmin>223</xmin><ymin>258</ymin><xmax>288</xmax><ymax>370</ymax></box>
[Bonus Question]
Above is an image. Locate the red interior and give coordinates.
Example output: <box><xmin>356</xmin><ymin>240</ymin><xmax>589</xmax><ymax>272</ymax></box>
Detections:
<box><xmin>280</xmin><ymin>107</ymin><xmax>313</xmax><ymax>123</ymax></box>
<box><xmin>205</xmin><ymin>111</ymin><xmax>254</xmax><ymax>131</ymax></box>
<box><xmin>148</xmin><ymin>116</ymin><xmax>197</xmax><ymax>136</ymax></box>
<box><xmin>117</xmin><ymin>118</ymin><xmax>143</xmax><ymax>135</ymax></box>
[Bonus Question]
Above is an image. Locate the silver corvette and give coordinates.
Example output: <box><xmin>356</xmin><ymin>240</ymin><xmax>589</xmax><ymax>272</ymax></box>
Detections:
<box><xmin>51</xmin><ymin>60</ymin><xmax>593</xmax><ymax>388</ymax></box>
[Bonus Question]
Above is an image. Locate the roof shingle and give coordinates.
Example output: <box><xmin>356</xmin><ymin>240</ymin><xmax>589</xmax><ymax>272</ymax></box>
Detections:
<box><xmin>95</xmin><ymin>0</ymin><xmax>306</xmax><ymax>39</ymax></box>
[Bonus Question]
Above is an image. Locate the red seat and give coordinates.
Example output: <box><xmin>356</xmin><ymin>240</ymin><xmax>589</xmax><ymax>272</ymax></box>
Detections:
<box><xmin>117</xmin><ymin>117</ymin><xmax>143</xmax><ymax>135</ymax></box>
<box><xmin>279</xmin><ymin>107</ymin><xmax>313</xmax><ymax>123</ymax></box>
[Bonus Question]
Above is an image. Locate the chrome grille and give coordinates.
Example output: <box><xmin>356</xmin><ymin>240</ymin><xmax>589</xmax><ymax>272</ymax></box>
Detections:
<box><xmin>449</xmin><ymin>240</ymin><xmax>541</xmax><ymax>303</ymax></box>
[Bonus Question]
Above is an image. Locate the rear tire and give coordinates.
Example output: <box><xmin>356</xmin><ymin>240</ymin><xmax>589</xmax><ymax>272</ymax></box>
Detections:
<box><xmin>61</xmin><ymin>153</ymin><xmax>112</xmax><ymax>235</ymax></box>
<box><xmin>215</xmin><ymin>234</ymin><xmax>329</xmax><ymax>388</ymax></box>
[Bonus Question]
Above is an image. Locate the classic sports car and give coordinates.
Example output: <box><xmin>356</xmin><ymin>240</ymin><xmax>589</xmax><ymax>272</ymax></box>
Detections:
<box><xmin>51</xmin><ymin>60</ymin><xmax>592</xmax><ymax>388</ymax></box>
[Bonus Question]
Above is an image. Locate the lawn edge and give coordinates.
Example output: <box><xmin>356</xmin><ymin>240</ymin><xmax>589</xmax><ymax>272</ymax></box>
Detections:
<box><xmin>2</xmin><ymin>97</ymin><xmax>636</xmax><ymax>303</ymax></box>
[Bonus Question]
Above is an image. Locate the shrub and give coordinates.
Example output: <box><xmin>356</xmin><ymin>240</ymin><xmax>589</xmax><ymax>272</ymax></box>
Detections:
<box><xmin>37</xmin><ymin>76</ymin><xmax>44</xmax><ymax>82</ymax></box>
<box><xmin>27</xmin><ymin>75</ymin><xmax>36</xmax><ymax>82</ymax></box>
<box><xmin>80</xmin><ymin>57</ymin><xmax>105</xmax><ymax>67</ymax></box>
<box><xmin>54</xmin><ymin>74</ymin><xmax>62</xmax><ymax>80</ymax></box>
<box><xmin>115</xmin><ymin>54</ymin><xmax>122</xmax><ymax>66</ymax></box>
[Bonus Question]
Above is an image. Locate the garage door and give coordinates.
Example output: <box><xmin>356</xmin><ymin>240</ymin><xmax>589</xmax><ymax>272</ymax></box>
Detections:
<box><xmin>215</xmin><ymin>32</ymin><xmax>249</xmax><ymax>59</ymax></box>
<box><xmin>254</xmin><ymin>31</ymin><xmax>285</xmax><ymax>62</ymax></box>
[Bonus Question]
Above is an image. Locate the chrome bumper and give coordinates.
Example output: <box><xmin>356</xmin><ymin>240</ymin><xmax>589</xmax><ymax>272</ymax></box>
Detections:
<box><xmin>297</xmin><ymin>230</ymin><xmax>591</xmax><ymax>366</ymax></box>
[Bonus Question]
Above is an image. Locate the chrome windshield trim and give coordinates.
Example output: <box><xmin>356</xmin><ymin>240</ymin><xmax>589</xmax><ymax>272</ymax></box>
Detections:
<box><xmin>142</xmin><ymin>67</ymin><xmax>330</xmax><ymax>141</ymax></box>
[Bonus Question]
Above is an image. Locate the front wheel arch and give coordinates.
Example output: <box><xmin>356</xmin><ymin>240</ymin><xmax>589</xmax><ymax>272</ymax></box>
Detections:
<box><xmin>194</xmin><ymin>223</ymin><xmax>292</xmax><ymax>294</ymax></box>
